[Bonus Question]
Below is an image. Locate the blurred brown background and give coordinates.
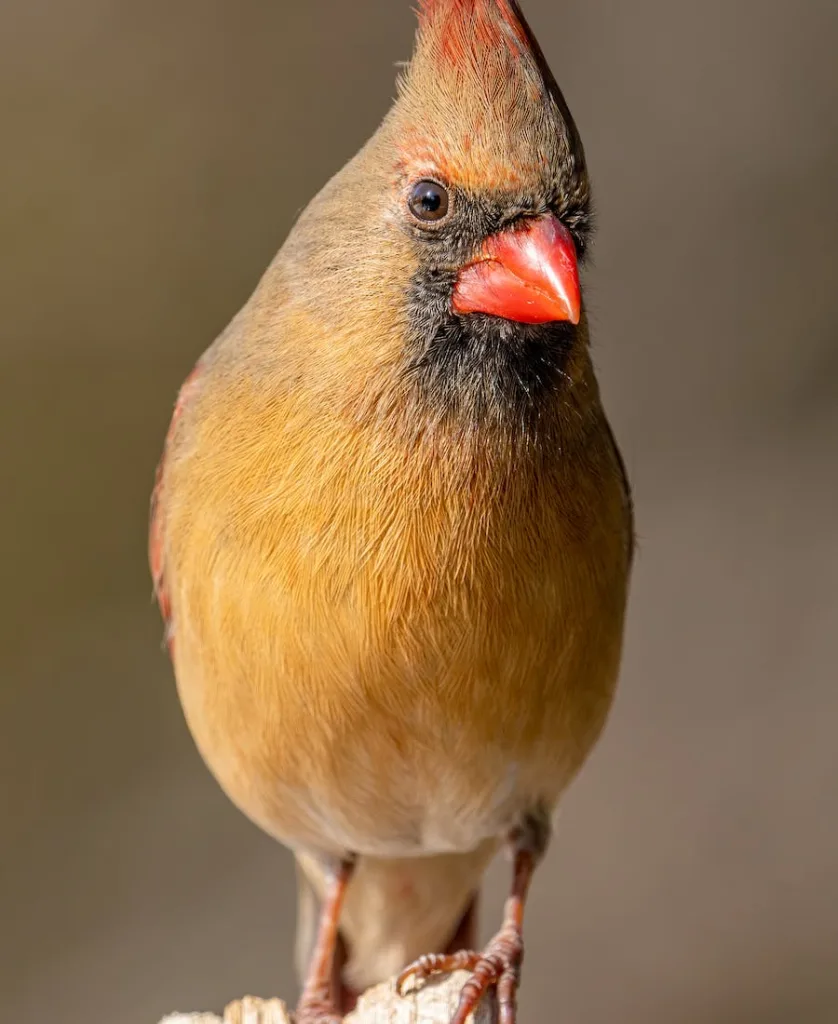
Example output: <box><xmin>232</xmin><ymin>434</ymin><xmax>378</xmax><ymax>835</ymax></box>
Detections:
<box><xmin>2</xmin><ymin>1</ymin><xmax>837</xmax><ymax>1022</ymax></box>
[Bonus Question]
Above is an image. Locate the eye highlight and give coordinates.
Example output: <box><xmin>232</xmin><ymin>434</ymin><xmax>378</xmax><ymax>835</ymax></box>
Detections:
<box><xmin>408</xmin><ymin>180</ymin><xmax>450</xmax><ymax>223</ymax></box>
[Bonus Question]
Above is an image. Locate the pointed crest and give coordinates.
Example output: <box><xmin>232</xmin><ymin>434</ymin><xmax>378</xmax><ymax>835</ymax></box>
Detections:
<box><xmin>416</xmin><ymin>0</ymin><xmax>531</xmax><ymax>66</ymax></box>
<box><xmin>393</xmin><ymin>0</ymin><xmax>585</xmax><ymax>192</ymax></box>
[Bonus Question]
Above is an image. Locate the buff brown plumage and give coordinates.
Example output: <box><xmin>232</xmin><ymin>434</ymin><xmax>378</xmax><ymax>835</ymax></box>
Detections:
<box><xmin>150</xmin><ymin>2</ymin><xmax>633</xmax><ymax>1021</ymax></box>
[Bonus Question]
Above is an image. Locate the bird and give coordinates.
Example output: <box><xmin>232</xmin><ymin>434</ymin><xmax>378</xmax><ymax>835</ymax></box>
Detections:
<box><xmin>149</xmin><ymin>1</ymin><xmax>634</xmax><ymax>1022</ymax></box>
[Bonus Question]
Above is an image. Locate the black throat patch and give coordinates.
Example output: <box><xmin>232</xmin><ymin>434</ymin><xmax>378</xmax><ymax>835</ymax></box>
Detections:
<box><xmin>402</xmin><ymin>265</ymin><xmax>579</xmax><ymax>432</ymax></box>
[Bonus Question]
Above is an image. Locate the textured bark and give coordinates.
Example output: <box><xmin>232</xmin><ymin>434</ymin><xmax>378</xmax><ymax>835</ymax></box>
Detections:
<box><xmin>160</xmin><ymin>971</ymin><xmax>496</xmax><ymax>1024</ymax></box>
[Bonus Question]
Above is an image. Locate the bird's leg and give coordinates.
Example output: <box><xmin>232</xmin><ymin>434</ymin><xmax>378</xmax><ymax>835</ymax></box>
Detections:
<box><xmin>398</xmin><ymin>809</ymin><xmax>550</xmax><ymax>1024</ymax></box>
<box><xmin>296</xmin><ymin>856</ymin><xmax>356</xmax><ymax>1024</ymax></box>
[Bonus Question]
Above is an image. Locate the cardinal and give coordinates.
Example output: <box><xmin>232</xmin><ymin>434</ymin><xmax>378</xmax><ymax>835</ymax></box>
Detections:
<box><xmin>150</xmin><ymin>1</ymin><xmax>634</xmax><ymax>1021</ymax></box>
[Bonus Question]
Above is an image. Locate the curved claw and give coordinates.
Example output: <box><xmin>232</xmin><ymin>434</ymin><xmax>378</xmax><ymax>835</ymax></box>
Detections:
<box><xmin>450</xmin><ymin>930</ymin><xmax>524</xmax><ymax>1024</ymax></box>
<box><xmin>396</xmin><ymin>928</ymin><xmax>524</xmax><ymax>1023</ymax></box>
<box><xmin>398</xmin><ymin>822</ymin><xmax>540</xmax><ymax>1022</ymax></box>
<box><xmin>496</xmin><ymin>967</ymin><xmax>520</xmax><ymax>1024</ymax></box>
<box><xmin>397</xmin><ymin>950</ymin><xmax>481</xmax><ymax>995</ymax></box>
<box><xmin>294</xmin><ymin>1004</ymin><xmax>343</xmax><ymax>1024</ymax></box>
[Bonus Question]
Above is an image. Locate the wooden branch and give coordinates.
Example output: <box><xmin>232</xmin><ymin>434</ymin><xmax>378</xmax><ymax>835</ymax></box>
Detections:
<box><xmin>161</xmin><ymin>971</ymin><xmax>496</xmax><ymax>1024</ymax></box>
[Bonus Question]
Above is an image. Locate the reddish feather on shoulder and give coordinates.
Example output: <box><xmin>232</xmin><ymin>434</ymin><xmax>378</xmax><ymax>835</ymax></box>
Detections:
<box><xmin>149</xmin><ymin>363</ymin><xmax>202</xmax><ymax>652</ymax></box>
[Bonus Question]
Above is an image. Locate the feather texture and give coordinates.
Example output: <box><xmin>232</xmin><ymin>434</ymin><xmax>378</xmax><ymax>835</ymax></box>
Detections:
<box><xmin>149</xmin><ymin>362</ymin><xmax>203</xmax><ymax>652</ymax></box>
<box><xmin>417</xmin><ymin>0</ymin><xmax>531</xmax><ymax>63</ymax></box>
<box><xmin>149</xmin><ymin>0</ymin><xmax>633</xmax><ymax>1000</ymax></box>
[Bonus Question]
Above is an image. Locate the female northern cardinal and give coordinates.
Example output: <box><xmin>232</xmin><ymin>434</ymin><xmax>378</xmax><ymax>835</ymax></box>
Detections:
<box><xmin>150</xmin><ymin>1</ymin><xmax>634</xmax><ymax>1021</ymax></box>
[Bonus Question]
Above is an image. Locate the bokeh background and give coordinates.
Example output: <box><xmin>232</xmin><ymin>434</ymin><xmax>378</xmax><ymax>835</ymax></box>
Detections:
<box><xmin>2</xmin><ymin>1</ymin><xmax>837</xmax><ymax>1021</ymax></box>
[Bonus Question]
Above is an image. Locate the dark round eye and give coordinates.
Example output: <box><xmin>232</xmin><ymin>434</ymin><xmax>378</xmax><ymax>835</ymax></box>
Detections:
<box><xmin>408</xmin><ymin>180</ymin><xmax>450</xmax><ymax>223</ymax></box>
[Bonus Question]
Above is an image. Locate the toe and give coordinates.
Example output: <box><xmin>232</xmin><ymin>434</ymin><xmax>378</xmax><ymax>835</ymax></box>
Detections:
<box><xmin>397</xmin><ymin>950</ymin><xmax>481</xmax><ymax>994</ymax></box>
<box><xmin>295</xmin><ymin>999</ymin><xmax>343</xmax><ymax>1024</ymax></box>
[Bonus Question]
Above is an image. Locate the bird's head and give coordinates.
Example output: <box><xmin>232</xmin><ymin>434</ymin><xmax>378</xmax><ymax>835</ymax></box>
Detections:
<box><xmin>282</xmin><ymin>0</ymin><xmax>594</xmax><ymax>430</ymax></box>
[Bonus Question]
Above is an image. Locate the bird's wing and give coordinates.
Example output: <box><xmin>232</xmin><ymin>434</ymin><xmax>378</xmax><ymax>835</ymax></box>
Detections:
<box><xmin>605</xmin><ymin>415</ymin><xmax>636</xmax><ymax>567</ymax></box>
<box><xmin>149</xmin><ymin>361</ymin><xmax>204</xmax><ymax>652</ymax></box>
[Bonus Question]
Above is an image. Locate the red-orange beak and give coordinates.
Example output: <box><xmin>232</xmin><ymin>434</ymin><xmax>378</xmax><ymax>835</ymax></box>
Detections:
<box><xmin>452</xmin><ymin>214</ymin><xmax>581</xmax><ymax>325</ymax></box>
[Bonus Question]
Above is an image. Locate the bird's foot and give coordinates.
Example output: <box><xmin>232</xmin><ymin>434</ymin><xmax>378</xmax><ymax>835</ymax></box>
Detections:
<box><xmin>294</xmin><ymin>996</ymin><xmax>343</xmax><ymax>1024</ymax></box>
<box><xmin>398</xmin><ymin>925</ymin><xmax>524</xmax><ymax>1024</ymax></box>
<box><xmin>295</xmin><ymin>857</ymin><xmax>356</xmax><ymax>1024</ymax></box>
